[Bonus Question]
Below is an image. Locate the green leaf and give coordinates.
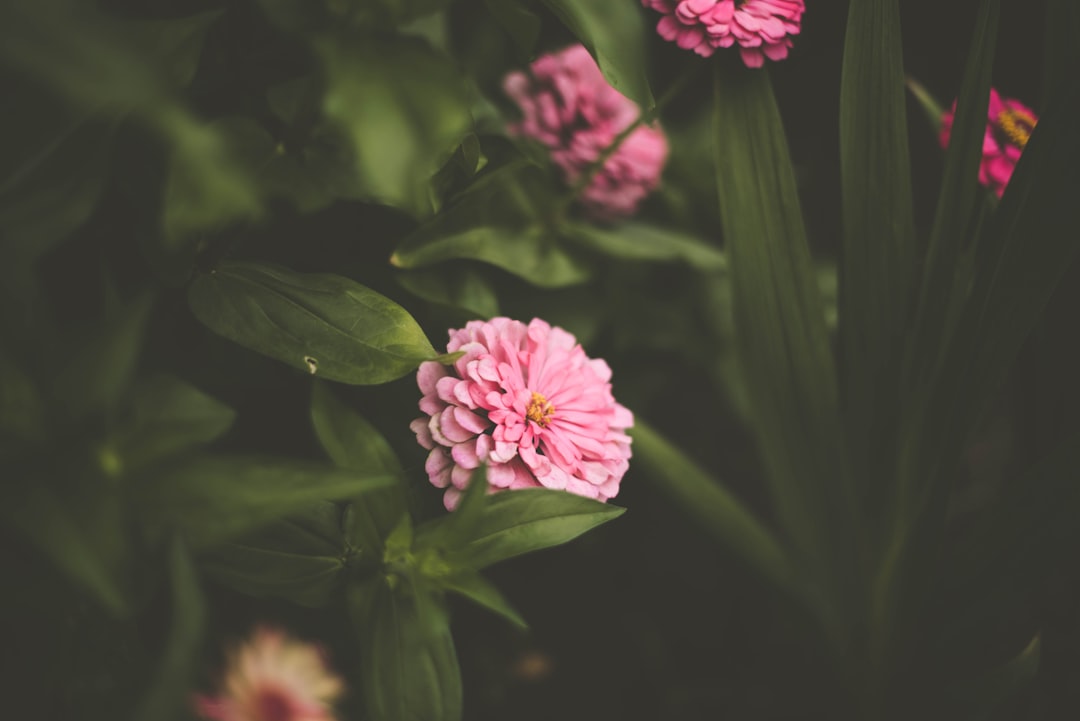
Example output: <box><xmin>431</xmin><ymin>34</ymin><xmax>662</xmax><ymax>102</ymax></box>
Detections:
<box><xmin>351</xmin><ymin>578</ymin><xmax>463</xmax><ymax>721</ymax></box>
<box><xmin>905</xmin><ymin>77</ymin><xmax>946</xmax><ymax>134</ymax></box>
<box><xmin>905</xmin><ymin>0</ymin><xmax>1000</xmax><ymax>422</ymax></box>
<box><xmin>838</xmin><ymin>0</ymin><xmax>917</xmax><ymax>485</ymax></box>
<box><xmin>0</xmin><ymin>84</ymin><xmax>113</xmax><ymax>292</ymax></box>
<box><xmin>567</xmin><ymin>222</ymin><xmax>727</xmax><ymax>271</ymax></box>
<box><xmin>138</xmin><ymin>455</ymin><xmax>396</xmax><ymax>549</ymax></box>
<box><xmin>119</xmin><ymin>9</ymin><xmax>223</xmax><ymax>87</ymax></box>
<box><xmin>200</xmin><ymin>502</ymin><xmax>348</xmax><ymax>607</ymax></box>
<box><xmin>392</xmin><ymin>225</ymin><xmax>591</xmax><ymax>288</ymax></box>
<box><xmin>416</xmin><ymin>465</ymin><xmax>488</xmax><ymax>553</ymax></box>
<box><xmin>310</xmin><ymin>381</ymin><xmax>407</xmax><ymax>554</ymax></box>
<box><xmin>4</xmin><ymin>480</ymin><xmax>129</xmax><ymax>615</ymax></box>
<box><xmin>482</xmin><ymin>0</ymin><xmax>540</xmax><ymax>61</ymax></box>
<box><xmin>317</xmin><ymin>33</ymin><xmax>472</xmax><ymax>216</ymax></box>
<box><xmin>448</xmin><ymin>488</ymin><xmax>624</xmax><ymax>570</ymax></box>
<box><xmin>52</xmin><ymin>294</ymin><xmax>154</xmax><ymax>422</ymax></box>
<box><xmin>397</xmin><ymin>266</ymin><xmax>500</xmax><ymax>319</ymax></box>
<box><xmin>133</xmin><ymin>537</ymin><xmax>205</xmax><ymax>721</ymax></box>
<box><xmin>538</xmin><ymin>0</ymin><xmax>653</xmax><ymax>109</ymax></box>
<box><xmin>711</xmin><ymin>64</ymin><xmax>852</xmax><ymax>596</ymax></box>
<box><xmin>108</xmin><ymin>374</ymin><xmax>235</xmax><ymax>474</ymax></box>
<box><xmin>629</xmin><ymin>420</ymin><xmax>792</xmax><ymax>591</ymax></box>
<box><xmin>442</xmin><ymin>570</ymin><xmax>527</xmax><ymax>630</ymax></box>
<box><xmin>910</xmin><ymin>76</ymin><xmax>1080</xmax><ymax>503</ymax></box>
<box><xmin>188</xmin><ymin>261</ymin><xmax>438</xmax><ymax>385</ymax></box>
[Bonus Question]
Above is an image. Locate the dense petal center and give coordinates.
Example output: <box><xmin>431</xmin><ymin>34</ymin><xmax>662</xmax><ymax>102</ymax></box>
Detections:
<box><xmin>525</xmin><ymin>391</ymin><xmax>556</xmax><ymax>427</ymax></box>
<box><xmin>996</xmin><ymin>107</ymin><xmax>1036</xmax><ymax>148</ymax></box>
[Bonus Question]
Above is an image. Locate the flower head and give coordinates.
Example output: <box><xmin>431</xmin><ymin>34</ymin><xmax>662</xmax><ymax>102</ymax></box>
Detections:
<box><xmin>411</xmin><ymin>317</ymin><xmax>633</xmax><ymax>510</ymax></box>
<box><xmin>940</xmin><ymin>87</ymin><xmax>1038</xmax><ymax>198</ymax></box>
<box><xmin>194</xmin><ymin>627</ymin><xmax>344</xmax><ymax>721</ymax></box>
<box><xmin>503</xmin><ymin>44</ymin><xmax>668</xmax><ymax>219</ymax></box>
<box><xmin>642</xmin><ymin>0</ymin><xmax>805</xmax><ymax>68</ymax></box>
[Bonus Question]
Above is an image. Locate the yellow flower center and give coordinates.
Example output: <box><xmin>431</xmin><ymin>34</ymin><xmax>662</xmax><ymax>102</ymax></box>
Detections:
<box><xmin>525</xmin><ymin>391</ymin><xmax>555</xmax><ymax>427</ymax></box>
<box><xmin>996</xmin><ymin>107</ymin><xmax>1037</xmax><ymax>148</ymax></box>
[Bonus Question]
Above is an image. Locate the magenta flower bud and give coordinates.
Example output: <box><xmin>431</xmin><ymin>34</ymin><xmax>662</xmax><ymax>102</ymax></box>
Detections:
<box><xmin>412</xmin><ymin>317</ymin><xmax>633</xmax><ymax>510</ymax></box>
<box><xmin>503</xmin><ymin>44</ymin><xmax>668</xmax><ymax>219</ymax></box>
<box><xmin>642</xmin><ymin>0</ymin><xmax>805</xmax><ymax>68</ymax></box>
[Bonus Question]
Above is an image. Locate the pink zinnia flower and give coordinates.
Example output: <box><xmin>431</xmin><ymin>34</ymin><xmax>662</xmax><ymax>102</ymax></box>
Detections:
<box><xmin>194</xmin><ymin>627</ymin><xmax>344</xmax><ymax>721</ymax></box>
<box><xmin>641</xmin><ymin>0</ymin><xmax>805</xmax><ymax>68</ymax></box>
<box><xmin>503</xmin><ymin>44</ymin><xmax>668</xmax><ymax>219</ymax></box>
<box><xmin>940</xmin><ymin>87</ymin><xmax>1038</xmax><ymax>198</ymax></box>
<box><xmin>411</xmin><ymin>317</ymin><xmax>633</xmax><ymax>510</ymax></box>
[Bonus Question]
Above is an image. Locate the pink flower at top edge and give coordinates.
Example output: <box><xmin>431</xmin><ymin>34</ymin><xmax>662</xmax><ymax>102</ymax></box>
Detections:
<box><xmin>641</xmin><ymin>0</ymin><xmax>805</xmax><ymax>68</ymax></box>
<box><xmin>940</xmin><ymin>87</ymin><xmax>1038</xmax><ymax>198</ymax></box>
<box><xmin>194</xmin><ymin>626</ymin><xmax>343</xmax><ymax>721</ymax></box>
<box><xmin>411</xmin><ymin>317</ymin><xmax>633</xmax><ymax>510</ymax></box>
<box><xmin>503</xmin><ymin>44</ymin><xmax>668</xmax><ymax>220</ymax></box>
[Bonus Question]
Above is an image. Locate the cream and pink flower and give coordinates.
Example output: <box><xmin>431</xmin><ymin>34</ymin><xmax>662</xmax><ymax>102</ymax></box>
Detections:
<box><xmin>411</xmin><ymin>317</ymin><xmax>633</xmax><ymax>510</ymax></box>
<box><xmin>503</xmin><ymin>44</ymin><xmax>668</xmax><ymax>219</ymax></box>
<box><xmin>642</xmin><ymin>0</ymin><xmax>805</xmax><ymax>68</ymax></box>
<box><xmin>940</xmin><ymin>87</ymin><xmax>1038</xmax><ymax>198</ymax></box>
<box><xmin>194</xmin><ymin>627</ymin><xmax>343</xmax><ymax>721</ymax></box>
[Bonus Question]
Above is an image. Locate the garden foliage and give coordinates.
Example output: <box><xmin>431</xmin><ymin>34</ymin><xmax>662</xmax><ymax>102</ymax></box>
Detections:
<box><xmin>1</xmin><ymin>0</ymin><xmax>1079</xmax><ymax>719</ymax></box>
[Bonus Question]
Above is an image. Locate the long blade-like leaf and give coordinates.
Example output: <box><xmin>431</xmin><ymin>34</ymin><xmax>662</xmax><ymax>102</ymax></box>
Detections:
<box><xmin>711</xmin><ymin>64</ymin><xmax>853</xmax><ymax>607</ymax></box>
<box><xmin>838</xmin><ymin>0</ymin><xmax>917</xmax><ymax>487</ymax></box>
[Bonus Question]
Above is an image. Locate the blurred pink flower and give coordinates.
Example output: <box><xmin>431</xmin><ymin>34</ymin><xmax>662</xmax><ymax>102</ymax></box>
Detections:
<box><xmin>940</xmin><ymin>87</ymin><xmax>1038</xmax><ymax>198</ymax></box>
<box><xmin>411</xmin><ymin>317</ymin><xmax>633</xmax><ymax>510</ymax></box>
<box><xmin>642</xmin><ymin>0</ymin><xmax>805</xmax><ymax>68</ymax></box>
<box><xmin>503</xmin><ymin>44</ymin><xmax>668</xmax><ymax>219</ymax></box>
<box><xmin>194</xmin><ymin>627</ymin><xmax>343</xmax><ymax>721</ymax></box>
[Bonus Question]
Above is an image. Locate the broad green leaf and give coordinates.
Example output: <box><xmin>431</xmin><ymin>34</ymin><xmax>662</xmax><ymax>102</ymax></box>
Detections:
<box><xmin>133</xmin><ymin>537</ymin><xmax>205</xmax><ymax>721</ymax></box>
<box><xmin>160</xmin><ymin>119</ymin><xmax>262</xmax><ymax>246</ymax></box>
<box><xmin>415</xmin><ymin>465</ymin><xmax>488</xmax><ymax>553</ymax></box>
<box><xmin>311</xmin><ymin>382</ymin><xmax>403</xmax><ymax>475</ymax></box>
<box><xmin>397</xmin><ymin>266</ymin><xmax>500</xmax><ymax>319</ymax></box>
<box><xmin>200</xmin><ymin>502</ymin><xmax>349</xmax><ymax>607</ymax></box>
<box><xmin>138</xmin><ymin>455</ymin><xmax>396</xmax><ymax>549</ymax></box>
<box><xmin>119</xmin><ymin>9</ymin><xmax>223</xmax><ymax>87</ymax></box>
<box><xmin>317</xmin><ymin>33</ymin><xmax>472</xmax><ymax>216</ymax></box>
<box><xmin>52</xmin><ymin>294</ymin><xmax>154</xmax><ymax>423</ymax></box>
<box><xmin>711</xmin><ymin>64</ymin><xmax>852</xmax><ymax>602</ymax></box>
<box><xmin>311</xmin><ymin>381</ymin><xmax>408</xmax><ymax>554</ymax></box>
<box><xmin>838</xmin><ymin>0</ymin><xmax>917</xmax><ymax>487</ymax></box>
<box><xmin>442</xmin><ymin>570</ymin><xmax>527</xmax><ymax>630</ymax></box>
<box><xmin>567</xmin><ymin>222</ymin><xmax>727</xmax><ymax>271</ymax></box>
<box><xmin>4</xmin><ymin>480</ymin><xmax>128</xmax><ymax>615</ymax></box>
<box><xmin>108</xmin><ymin>374</ymin><xmax>235</xmax><ymax>474</ymax></box>
<box><xmin>392</xmin><ymin>225</ymin><xmax>591</xmax><ymax>288</ymax></box>
<box><xmin>188</xmin><ymin>261</ymin><xmax>438</xmax><ymax>385</ymax></box>
<box><xmin>351</xmin><ymin>578</ymin><xmax>463</xmax><ymax>721</ymax></box>
<box><xmin>629</xmin><ymin>420</ymin><xmax>792</xmax><ymax>591</ymax></box>
<box><xmin>0</xmin><ymin>83</ymin><xmax>113</xmax><ymax>290</ymax></box>
<box><xmin>450</xmin><ymin>489</ymin><xmax>624</xmax><ymax>570</ymax></box>
<box><xmin>482</xmin><ymin>0</ymin><xmax>540</xmax><ymax>61</ymax></box>
<box><xmin>538</xmin><ymin>0</ymin><xmax>653</xmax><ymax>109</ymax></box>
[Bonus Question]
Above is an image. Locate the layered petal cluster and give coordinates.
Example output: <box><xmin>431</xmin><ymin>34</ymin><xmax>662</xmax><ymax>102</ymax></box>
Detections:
<box><xmin>642</xmin><ymin>0</ymin><xmax>805</xmax><ymax>68</ymax></box>
<box><xmin>195</xmin><ymin>627</ymin><xmax>344</xmax><ymax>721</ymax></box>
<box><xmin>503</xmin><ymin>44</ymin><xmax>668</xmax><ymax>219</ymax></box>
<box><xmin>940</xmin><ymin>87</ymin><xmax>1038</xmax><ymax>198</ymax></box>
<box><xmin>411</xmin><ymin>317</ymin><xmax>633</xmax><ymax>510</ymax></box>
